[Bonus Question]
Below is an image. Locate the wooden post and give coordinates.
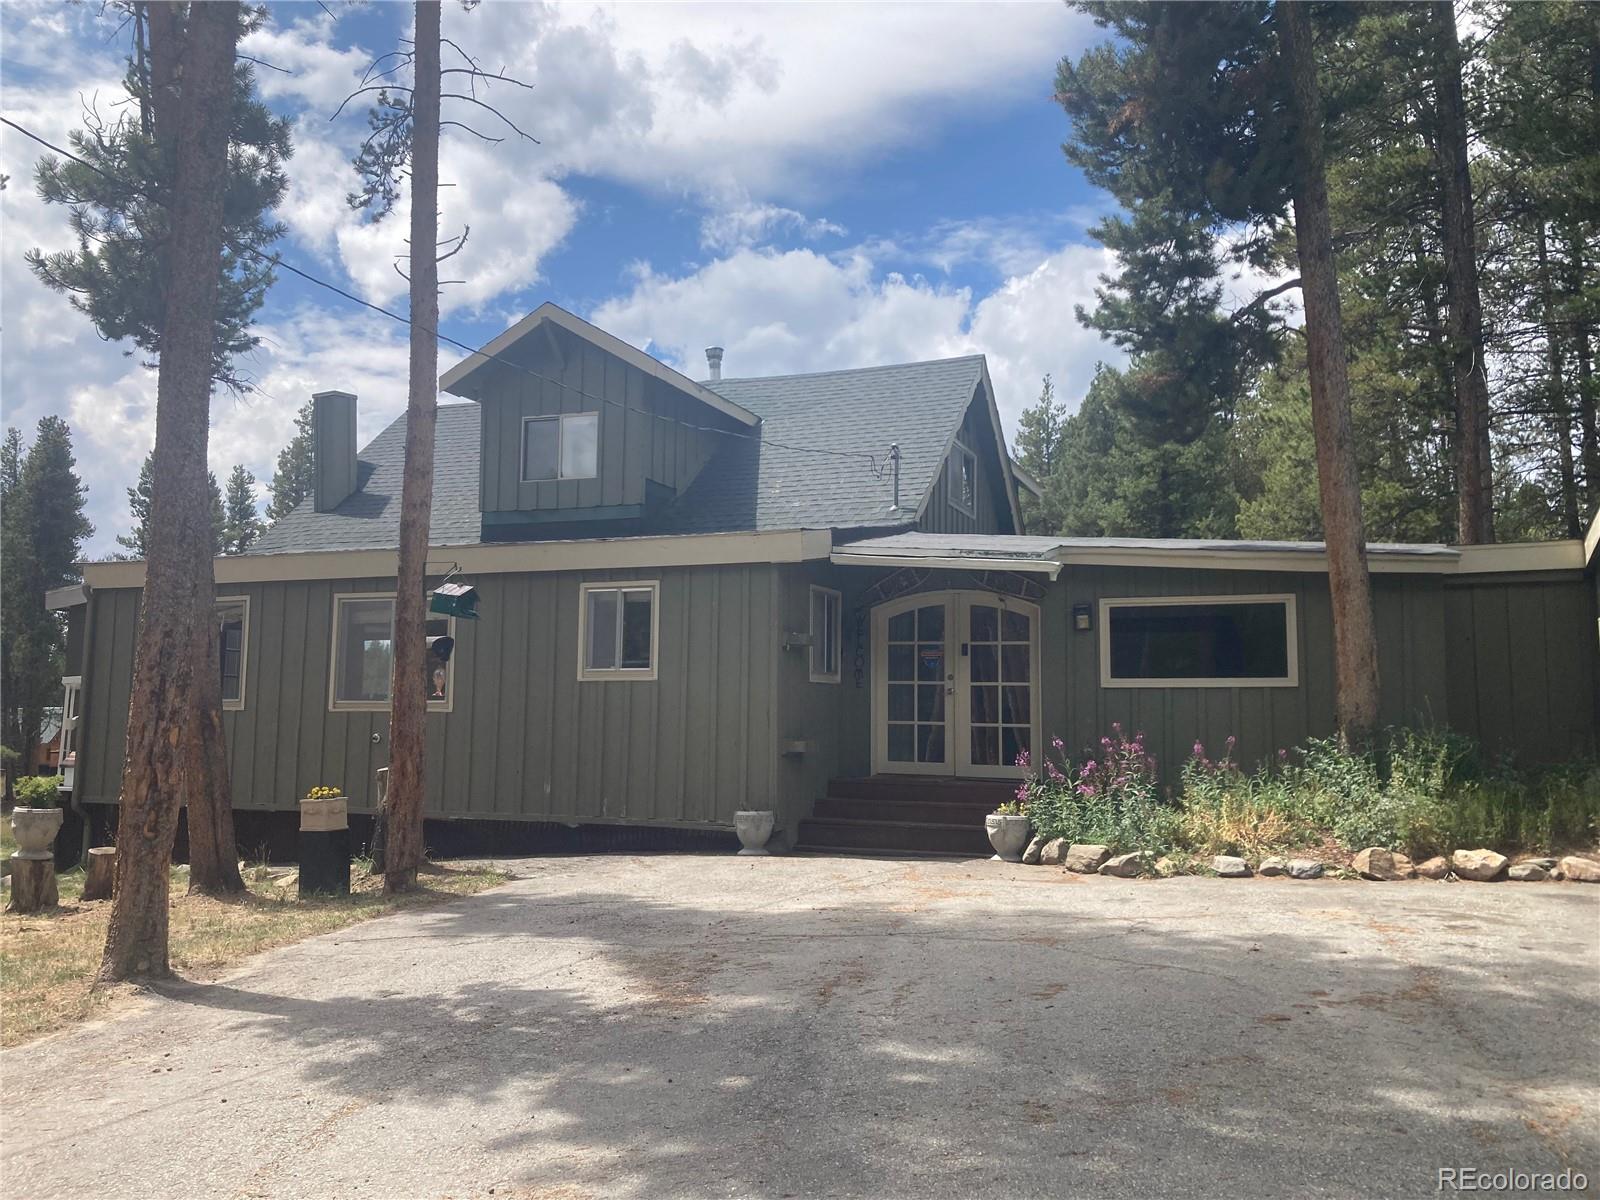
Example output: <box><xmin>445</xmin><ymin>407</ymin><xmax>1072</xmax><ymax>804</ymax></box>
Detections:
<box><xmin>7</xmin><ymin>856</ymin><xmax>58</xmax><ymax>913</ymax></box>
<box><xmin>82</xmin><ymin>847</ymin><xmax>117</xmax><ymax>901</ymax></box>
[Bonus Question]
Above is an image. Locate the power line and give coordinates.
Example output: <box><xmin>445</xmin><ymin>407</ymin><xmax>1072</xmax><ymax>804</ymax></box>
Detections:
<box><xmin>0</xmin><ymin>114</ymin><xmax>894</xmax><ymax>479</ymax></box>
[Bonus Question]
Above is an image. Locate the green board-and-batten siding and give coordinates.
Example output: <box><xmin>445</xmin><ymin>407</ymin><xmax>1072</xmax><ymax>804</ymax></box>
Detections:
<box><xmin>472</xmin><ymin>325</ymin><xmax>725</xmax><ymax>516</ymax></box>
<box><xmin>79</xmin><ymin>563</ymin><xmax>785</xmax><ymax>828</ymax></box>
<box><xmin>917</xmin><ymin>388</ymin><xmax>1013</xmax><ymax>536</ymax></box>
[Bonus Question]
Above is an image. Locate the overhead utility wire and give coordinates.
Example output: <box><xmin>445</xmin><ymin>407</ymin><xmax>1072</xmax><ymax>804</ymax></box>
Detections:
<box><xmin>0</xmin><ymin>115</ymin><xmax>894</xmax><ymax>480</ymax></box>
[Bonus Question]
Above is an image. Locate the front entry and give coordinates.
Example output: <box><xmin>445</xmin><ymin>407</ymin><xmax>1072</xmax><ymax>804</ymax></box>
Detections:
<box><xmin>871</xmin><ymin>590</ymin><xmax>1040</xmax><ymax>779</ymax></box>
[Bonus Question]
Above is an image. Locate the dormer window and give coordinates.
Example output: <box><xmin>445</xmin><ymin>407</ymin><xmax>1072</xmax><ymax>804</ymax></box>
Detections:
<box><xmin>522</xmin><ymin>412</ymin><xmax>598</xmax><ymax>482</ymax></box>
<box><xmin>948</xmin><ymin>440</ymin><xmax>977</xmax><ymax>517</ymax></box>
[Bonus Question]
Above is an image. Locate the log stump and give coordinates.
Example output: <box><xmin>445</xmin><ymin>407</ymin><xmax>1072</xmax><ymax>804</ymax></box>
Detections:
<box><xmin>81</xmin><ymin>846</ymin><xmax>116</xmax><ymax>900</ymax></box>
<box><xmin>7</xmin><ymin>855</ymin><xmax>58</xmax><ymax>913</ymax></box>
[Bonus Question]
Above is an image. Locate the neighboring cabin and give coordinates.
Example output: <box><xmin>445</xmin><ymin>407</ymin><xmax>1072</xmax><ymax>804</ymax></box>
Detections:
<box><xmin>53</xmin><ymin>304</ymin><xmax>1600</xmax><ymax>856</ymax></box>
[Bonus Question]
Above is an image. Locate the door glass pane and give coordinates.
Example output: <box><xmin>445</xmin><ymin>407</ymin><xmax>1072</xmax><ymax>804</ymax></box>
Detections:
<box><xmin>971</xmin><ymin>726</ymin><xmax>999</xmax><ymax>766</ymax></box>
<box><xmin>916</xmin><ymin>644</ymin><xmax>944</xmax><ymax>681</ymax></box>
<box><xmin>1002</xmin><ymin>643</ymin><xmax>1030</xmax><ymax>683</ymax></box>
<box><xmin>917</xmin><ymin>684</ymin><xmax>944</xmax><ymax>721</ymax></box>
<box><xmin>1002</xmin><ymin>726</ymin><xmax>1031</xmax><ymax>768</ymax></box>
<box><xmin>917</xmin><ymin>604</ymin><xmax>944</xmax><ymax>641</ymax></box>
<box><xmin>970</xmin><ymin>644</ymin><xmax>998</xmax><ymax>682</ymax></box>
<box><xmin>888</xmin><ymin>684</ymin><xmax>914</xmax><ymax>722</ymax></box>
<box><xmin>587</xmin><ymin>590</ymin><xmax>618</xmax><ymax>670</ymax></box>
<box><xmin>888</xmin><ymin>610</ymin><xmax>914</xmax><ymax>641</ymax></box>
<box><xmin>888</xmin><ymin>724</ymin><xmax>914</xmax><ymax>762</ymax></box>
<box><xmin>970</xmin><ymin>685</ymin><xmax>998</xmax><ymax>724</ymax></box>
<box><xmin>888</xmin><ymin>644</ymin><xmax>914</xmax><ymax>681</ymax></box>
<box><xmin>335</xmin><ymin>598</ymin><xmax>394</xmax><ymax>703</ymax></box>
<box><xmin>1001</xmin><ymin>684</ymin><xmax>1030</xmax><ymax>724</ymax></box>
<box><xmin>969</xmin><ymin>605</ymin><xmax>998</xmax><ymax>642</ymax></box>
<box><xmin>918</xmin><ymin>725</ymin><xmax>945</xmax><ymax>763</ymax></box>
<box><xmin>1001</xmin><ymin>608</ymin><xmax>1030</xmax><ymax>642</ymax></box>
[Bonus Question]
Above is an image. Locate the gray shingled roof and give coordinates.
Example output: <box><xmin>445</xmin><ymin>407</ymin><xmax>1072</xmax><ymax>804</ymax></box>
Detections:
<box><xmin>248</xmin><ymin>355</ymin><xmax>986</xmax><ymax>554</ymax></box>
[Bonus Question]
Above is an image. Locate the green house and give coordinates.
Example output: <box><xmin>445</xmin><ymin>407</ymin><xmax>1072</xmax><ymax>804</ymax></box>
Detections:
<box><xmin>54</xmin><ymin>304</ymin><xmax>1600</xmax><ymax>854</ymax></box>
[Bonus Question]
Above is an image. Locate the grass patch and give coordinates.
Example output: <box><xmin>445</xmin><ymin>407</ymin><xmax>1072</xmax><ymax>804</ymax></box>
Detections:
<box><xmin>0</xmin><ymin>860</ymin><xmax>507</xmax><ymax>1047</ymax></box>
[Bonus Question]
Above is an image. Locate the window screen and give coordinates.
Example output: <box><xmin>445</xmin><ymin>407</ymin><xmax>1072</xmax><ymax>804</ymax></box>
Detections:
<box><xmin>331</xmin><ymin>597</ymin><xmax>454</xmax><ymax>708</ymax></box>
<box><xmin>810</xmin><ymin>587</ymin><xmax>841</xmax><ymax>682</ymax></box>
<box><xmin>582</xmin><ymin>584</ymin><xmax>656</xmax><ymax>677</ymax></box>
<box><xmin>217</xmin><ymin>601</ymin><xmax>246</xmax><ymax>706</ymax></box>
<box><xmin>1106</xmin><ymin>599</ymin><xmax>1292</xmax><ymax>683</ymax></box>
<box><xmin>522</xmin><ymin>412</ymin><xmax>599</xmax><ymax>481</ymax></box>
<box><xmin>949</xmin><ymin>442</ymin><xmax>977</xmax><ymax>516</ymax></box>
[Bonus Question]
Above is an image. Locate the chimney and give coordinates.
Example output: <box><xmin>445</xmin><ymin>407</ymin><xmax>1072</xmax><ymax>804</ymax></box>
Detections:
<box><xmin>705</xmin><ymin>346</ymin><xmax>724</xmax><ymax>382</ymax></box>
<box><xmin>312</xmin><ymin>390</ymin><xmax>359</xmax><ymax>512</ymax></box>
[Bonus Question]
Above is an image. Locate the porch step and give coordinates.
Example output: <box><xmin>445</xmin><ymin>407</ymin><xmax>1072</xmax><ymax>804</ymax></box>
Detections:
<box><xmin>793</xmin><ymin>816</ymin><xmax>992</xmax><ymax>857</ymax></box>
<box><xmin>811</xmin><ymin>795</ymin><xmax>997</xmax><ymax>825</ymax></box>
<box><xmin>825</xmin><ymin>776</ymin><xmax>1019</xmax><ymax>804</ymax></box>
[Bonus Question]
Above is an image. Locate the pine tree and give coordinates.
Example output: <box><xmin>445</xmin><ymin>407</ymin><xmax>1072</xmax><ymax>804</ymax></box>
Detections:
<box><xmin>221</xmin><ymin>464</ymin><xmax>263</xmax><ymax>554</ymax></box>
<box><xmin>266</xmin><ymin>401</ymin><xmax>314</xmax><ymax>522</ymax></box>
<box><xmin>1013</xmin><ymin>376</ymin><xmax>1066</xmax><ymax>532</ymax></box>
<box><xmin>118</xmin><ymin>449</ymin><xmax>224</xmax><ymax>558</ymax></box>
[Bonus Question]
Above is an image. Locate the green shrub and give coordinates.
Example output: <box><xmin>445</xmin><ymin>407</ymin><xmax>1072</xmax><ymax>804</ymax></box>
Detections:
<box><xmin>12</xmin><ymin>775</ymin><xmax>59</xmax><ymax>807</ymax></box>
<box><xmin>1020</xmin><ymin>725</ymin><xmax>1176</xmax><ymax>851</ymax></box>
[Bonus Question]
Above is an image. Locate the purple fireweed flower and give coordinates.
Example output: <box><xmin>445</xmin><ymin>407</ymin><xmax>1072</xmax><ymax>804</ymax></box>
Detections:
<box><xmin>1051</xmin><ymin>736</ymin><xmax>1065</xmax><ymax>751</ymax></box>
<box><xmin>1015</xmin><ymin>749</ymin><xmax>1030</xmax><ymax>768</ymax></box>
<box><xmin>1193</xmin><ymin>740</ymin><xmax>1206</xmax><ymax>758</ymax></box>
<box><xmin>1278</xmin><ymin>748</ymin><xmax>1289</xmax><ymax>761</ymax></box>
<box><xmin>1046</xmin><ymin>762</ymin><xmax>1065</xmax><ymax>783</ymax></box>
<box><xmin>1225</xmin><ymin>735</ymin><xmax>1237</xmax><ymax>752</ymax></box>
<box><xmin>1015</xmin><ymin>781</ymin><xmax>1029</xmax><ymax>803</ymax></box>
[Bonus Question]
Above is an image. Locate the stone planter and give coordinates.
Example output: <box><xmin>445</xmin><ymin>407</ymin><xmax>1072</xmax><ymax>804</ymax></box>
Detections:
<box><xmin>985</xmin><ymin>813</ymin><xmax>1031</xmax><ymax>862</ymax></box>
<box><xmin>734</xmin><ymin>810</ymin><xmax>775</xmax><ymax>856</ymax></box>
<box><xmin>10</xmin><ymin>806</ymin><xmax>64</xmax><ymax>859</ymax></box>
<box><xmin>299</xmin><ymin>795</ymin><xmax>348</xmax><ymax>833</ymax></box>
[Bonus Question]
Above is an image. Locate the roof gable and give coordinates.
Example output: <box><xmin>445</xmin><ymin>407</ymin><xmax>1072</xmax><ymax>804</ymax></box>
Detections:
<box><xmin>439</xmin><ymin>302</ymin><xmax>758</xmax><ymax>428</ymax></box>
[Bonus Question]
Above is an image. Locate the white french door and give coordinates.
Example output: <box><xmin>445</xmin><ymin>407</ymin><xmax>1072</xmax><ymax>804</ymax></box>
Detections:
<box><xmin>871</xmin><ymin>591</ymin><xmax>1039</xmax><ymax>779</ymax></box>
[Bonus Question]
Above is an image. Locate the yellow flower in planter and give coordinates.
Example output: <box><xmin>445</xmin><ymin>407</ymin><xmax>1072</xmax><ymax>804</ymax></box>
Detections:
<box><xmin>304</xmin><ymin>785</ymin><xmax>343</xmax><ymax>800</ymax></box>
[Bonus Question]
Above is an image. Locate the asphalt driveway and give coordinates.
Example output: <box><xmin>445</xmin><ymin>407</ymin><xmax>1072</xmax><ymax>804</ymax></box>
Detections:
<box><xmin>4</xmin><ymin>855</ymin><xmax>1597</xmax><ymax>1199</ymax></box>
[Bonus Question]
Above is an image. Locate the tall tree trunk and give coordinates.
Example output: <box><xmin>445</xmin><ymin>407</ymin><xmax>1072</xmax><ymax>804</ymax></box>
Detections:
<box><xmin>1279</xmin><ymin>0</ymin><xmax>1382</xmax><ymax>743</ymax></box>
<box><xmin>383</xmin><ymin>0</ymin><xmax>442</xmax><ymax>895</ymax></box>
<box><xmin>184</xmin><ymin>615</ymin><xmax>244</xmax><ymax>894</ymax></box>
<box><xmin>1568</xmin><ymin>227</ymin><xmax>1598</xmax><ymax>518</ymax></box>
<box><xmin>1538</xmin><ymin>223</ymin><xmax>1581</xmax><ymax>537</ymax></box>
<box><xmin>99</xmin><ymin>1</ymin><xmax>241</xmax><ymax>981</ymax></box>
<box><xmin>1429</xmin><ymin>0</ymin><xmax>1495</xmax><ymax>544</ymax></box>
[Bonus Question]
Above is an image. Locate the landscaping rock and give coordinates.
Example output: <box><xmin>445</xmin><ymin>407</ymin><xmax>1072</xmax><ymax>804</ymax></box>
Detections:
<box><xmin>1212</xmin><ymin>855</ymin><xmax>1251</xmax><ymax>877</ymax></box>
<box><xmin>1523</xmin><ymin>857</ymin><xmax>1556</xmax><ymax>870</ymax></box>
<box><xmin>1286</xmin><ymin>859</ymin><xmax>1324</xmax><ymax>880</ymax></box>
<box><xmin>1507</xmin><ymin>862</ymin><xmax>1548</xmax><ymax>882</ymax></box>
<box><xmin>1451</xmin><ymin>848</ymin><xmax>1509</xmax><ymax>882</ymax></box>
<box><xmin>1258</xmin><ymin>857</ymin><xmax>1288</xmax><ymax>877</ymax></box>
<box><xmin>1039</xmin><ymin>838</ymin><xmax>1067</xmax><ymax>866</ymax></box>
<box><xmin>1064</xmin><ymin>844</ymin><xmax>1111</xmax><ymax>873</ymax></box>
<box><xmin>1022</xmin><ymin>836</ymin><xmax>1045</xmax><ymax>866</ymax></box>
<box><xmin>1353</xmin><ymin>847</ymin><xmax>1416</xmax><ymax>881</ymax></box>
<box><xmin>1099</xmin><ymin>852</ymin><xmax>1143</xmax><ymax>878</ymax></box>
<box><xmin>1153</xmin><ymin>856</ymin><xmax>1180</xmax><ymax>877</ymax></box>
<box><xmin>1415</xmin><ymin>856</ymin><xmax>1451</xmax><ymax>880</ymax></box>
<box><xmin>1558</xmin><ymin>856</ymin><xmax>1600</xmax><ymax>884</ymax></box>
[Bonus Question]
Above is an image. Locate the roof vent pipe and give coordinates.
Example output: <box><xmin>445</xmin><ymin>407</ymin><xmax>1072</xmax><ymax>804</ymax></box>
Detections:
<box><xmin>705</xmin><ymin>346</ymin><xmax>724</xmax><ymax>382</ymax></box>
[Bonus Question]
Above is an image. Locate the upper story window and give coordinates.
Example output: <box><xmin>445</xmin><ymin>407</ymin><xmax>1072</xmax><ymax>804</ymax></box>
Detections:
<box><xmin>1099</xmin><ymin>594</ymin><xmax>1298</xmax><ymax>688</ymax></box>
<box><xmin>329</xmin><ymin>594</ymin><xmax>455</xmax><ymax>711</ymax></box>
<box><xmin>522</xmin><ymin>412</ymin><xmax>598</xmax><ymax>482</ymax></box>
<box><xmin>948</xmin><ymin>440</ymin><xmax>977</xmax><ymax>517</ymax></box>
<box><xmin>809</xmin><ymin>585</ymin><xmax>842</xmax><ymax>683</ymax></box>
<box><xmin>578</xmin><ymin>581</ymin><xmax>658</xmax><ymax>680</ymax></box>
<box><xmin>217</xmin><ymin>597</ymin><xmax>248</xmax><ymax>710</ymax></box>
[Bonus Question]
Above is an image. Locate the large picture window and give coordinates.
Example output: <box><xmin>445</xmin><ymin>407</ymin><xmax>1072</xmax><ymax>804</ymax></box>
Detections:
<box><xmin>948</xmin><ymin>440</ymin><xmax>977</xmax><ymax>517</ymax></box>
<box><xmin>1100</xmin><ymin>595</ymin><xmax>1297</xmax><ymax>688</ymax></box>
<box><xmin>809</xmin><ymin>586</ymin><xmax>841</xmax><ymax>683</ymax></box>
<box><xmin>522</xmin><ymin>412</ymin><xmax>598</xmax><ymax>482</ymax></box>
<box><xmin>217</xmin><ymin>597</ymin><xmax>248</xmax><ymax>710</ymax></box>
<box><xmin>578</xmin><ymin>582</ymin><xmax>658</xmax><ymax>680</ymax></box>
<box><xmin>329</xmin><ymin>594</ymin><xmax>455</xmax><ymax>711</ymax></box>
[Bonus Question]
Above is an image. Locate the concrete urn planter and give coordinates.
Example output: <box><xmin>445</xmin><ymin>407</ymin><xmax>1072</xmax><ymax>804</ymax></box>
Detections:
<box><xmin>985</xmin><ymin>813</ymin><xmax>1031</xmax><ymax>862</ymax></box>
<box><xmin>10</xmin><ymin>806</ymin><xmax>64</xmax><ymax>858</ymax></box>
<box><xmin>734</xmin><ymin>810</ymin><xmax>775</xmax><ymax>856</ymax></box>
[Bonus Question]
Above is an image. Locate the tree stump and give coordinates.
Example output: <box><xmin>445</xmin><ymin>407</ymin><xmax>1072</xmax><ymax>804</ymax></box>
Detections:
<box><xmin>7</xmin><ymin>856</ymin><xmax>58</xmax><ymax>913</ymax></box>
<box><xmin>82</xmin><ymin>847</ymin><xmax>117</xmax><ymax>901</ymax></box>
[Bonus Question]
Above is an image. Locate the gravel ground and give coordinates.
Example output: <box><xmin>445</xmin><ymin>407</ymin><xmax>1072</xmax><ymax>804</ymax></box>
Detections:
<box><xmin>3</xmin><ymin>854</ymin><xmax>1597</xmax><ymax>1199</ymax></box>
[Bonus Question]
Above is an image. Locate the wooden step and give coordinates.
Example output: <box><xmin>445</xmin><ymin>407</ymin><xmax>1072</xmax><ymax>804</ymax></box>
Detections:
<box><xmin>794</xmin><ymin>816</ymin><xmax>991</xmax><ymax>857</ymax></box>
<box><xmin>811</xmin><ymin>795</ymin><xmax>996</xmax><ymax>824</ymax></box>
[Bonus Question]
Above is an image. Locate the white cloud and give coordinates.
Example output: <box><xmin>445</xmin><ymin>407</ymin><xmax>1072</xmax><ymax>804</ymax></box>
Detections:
<box><xmin>700</xmin><ymin>201</ymin><xmax>845</xmax><ymax>253</ymax></box>
<box><xmin>593</xmin><ymin>241</ymin><xmax>1123</xmax><ymax>436</ymax></box>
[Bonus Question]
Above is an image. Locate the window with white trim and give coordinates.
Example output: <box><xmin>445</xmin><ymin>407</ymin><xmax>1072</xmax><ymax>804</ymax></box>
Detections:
<box><xmin>948</xmin><ymin>440</ymin><xmax>977</xmax><ymax>517</ymax></box>
<box><xmin>578</xmin><ymin>582</ymin><xmax>658</xmax><ymax>680</ymax></box>
<box><xmin>809</xmin><ymin>586</ymin><xmax>842</xmax><ymax>683</ymax></box>
<box><xmin>1100</xmin><ymin>595</ymin><xmax>1297</xmax><ymax>688</ymax></box>
<box><xmin>217</xmin><ymin>597</ymin><xmax>249</xmax><ymax>710</ymax></box>
<box><xmin>522</xmin><ymin>412</ymin><xmax>598</xmax><ymax>482</ymax></box>
<box><xmin>329</xmin><ymin>594</ymin><xmax>455</xmax><ymax>710</ymax></box>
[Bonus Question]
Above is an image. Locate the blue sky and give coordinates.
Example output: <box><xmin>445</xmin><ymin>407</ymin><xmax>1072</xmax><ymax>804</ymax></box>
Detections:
<box><xmin>1</xmin><ymin>1</ymin><xmax>1123</xmax><ymax>557</ymax></box>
